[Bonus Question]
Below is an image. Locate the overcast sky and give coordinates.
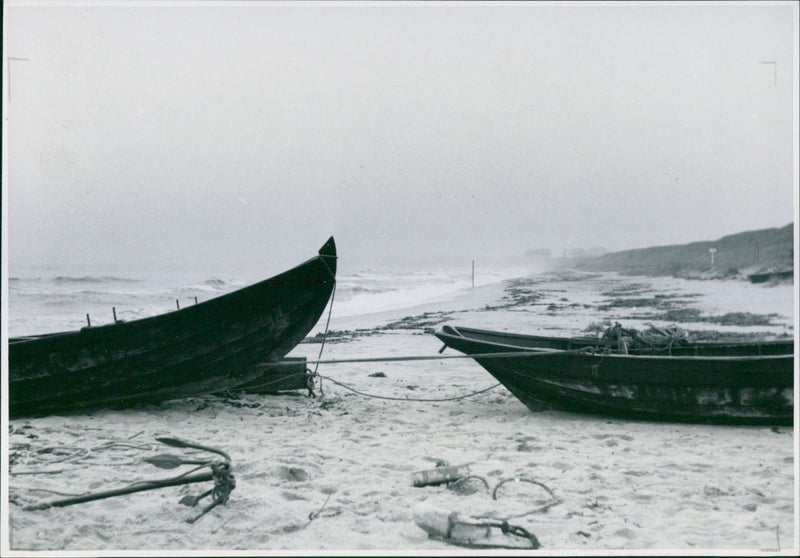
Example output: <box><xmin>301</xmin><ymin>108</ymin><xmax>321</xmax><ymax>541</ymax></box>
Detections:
<box><xmin>3</xmin><ymin>1</ymin><xmax>797</xmax><ymax>276</ymax></box>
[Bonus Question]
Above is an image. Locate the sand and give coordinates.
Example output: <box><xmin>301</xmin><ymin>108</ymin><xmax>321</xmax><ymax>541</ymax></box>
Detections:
<box><xmin>4</xmin><ymin>271</ymin><xmax>797</xmax><ymax>555</ymax></box>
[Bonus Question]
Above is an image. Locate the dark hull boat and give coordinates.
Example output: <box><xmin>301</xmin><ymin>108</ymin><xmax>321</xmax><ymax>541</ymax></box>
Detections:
<box><xmin>747</xmin><ymin>269</ymin><xmax>794</xmax><ymax>284</ymax></box>
<box><xmin>435</xmin><ymin>325</ymin><xmax>794</xmax><ymax>425</ymax></box>
<box><xmin>9</xmin><ymin>238</ymin><xmax>337</xmax><ymax>418</ymax></box>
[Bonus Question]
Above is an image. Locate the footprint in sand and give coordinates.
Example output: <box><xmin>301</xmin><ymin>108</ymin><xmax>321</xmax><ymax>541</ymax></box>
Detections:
<box><xmin>276</xmin><ymin>466</ymin><xmax>309</xmax><ymax>482</ymax></box>
<box><xmin>592</xmin><ymin>433</ymin><xmax>634</xmax><ymax>447</ymax></box>
<box><xmin>606</xmin><ymin>527</ymin><xmax>638</xmax><ymax>549</ymax></box>
<box><xmin>281</xmin><ymin>490</ymin><xmax>309</xmax><ymax>501</ymax></box>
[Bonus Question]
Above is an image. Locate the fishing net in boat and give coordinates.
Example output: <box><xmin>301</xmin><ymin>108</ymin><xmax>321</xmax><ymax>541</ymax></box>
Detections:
<box><xmin>602</xmin><ymin>322</ymin><xmax>691</xmax><ymax>353</ymax></box>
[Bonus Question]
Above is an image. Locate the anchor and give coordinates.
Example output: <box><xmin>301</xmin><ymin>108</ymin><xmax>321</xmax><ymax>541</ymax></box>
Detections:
<box><xmin>24</xmin><ymin>437</ymin><xmax>236</xmax><ymax>524</ymax></box>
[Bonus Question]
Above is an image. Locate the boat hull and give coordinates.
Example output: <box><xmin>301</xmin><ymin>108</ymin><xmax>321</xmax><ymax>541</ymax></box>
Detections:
<box><xmin>9</xmin><ymin>238</ymin><xmax>337</xmax><ymax>418</ymax></box>
<box><xmin>435</xmin><ymin>326</ymin><xmax>794</xmax><ymax>425</ymax></box>
<box><xmin>748</xmin><ymin>270</ymin><xmax>794</xmax><ymax>284</ymax></box>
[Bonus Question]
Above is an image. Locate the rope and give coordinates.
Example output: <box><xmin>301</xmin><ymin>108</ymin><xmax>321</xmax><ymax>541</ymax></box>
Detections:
<box><xmin>206</xmin><ymin>462</ymin><xmax>235</xmax><ymax>511</ymax></box>
<box><xmin>258</xmin><ymin>348</ymin><xmax>591</xmax><ymax>369</ymax></box>
<box><xmin>214</xmin><ymin>367</ymin><xmax>500</xmax><ymax>404</ymax></box>
<box><xmin>247</xmin><ymin>250</ymin><xmax>337</xmax><ymax>399</ymax></box>
<box><xmin>91</xmin><ymin>441</ymin><xmax>160</xmax><ymax>452</ymax></box>
<box><xmin>308</xmin><ymin>492</ymin><xmax>333</xmax><ymax>522</ymax></box>
<box><xmin>316</xmin><ymin>374</ymin><xmax>501</xmax><ymax>402</ymax></box>
<box><xmin>311</xmin><ymin>281</ymin><xmax>337</xmax><ymax>398</ymax></box>
<box><xmin>28</xmin><ymin>446</ymin><xmax>89</xmax><ymax>465</ymax></box>
<box><xmin>426</xmin><ymin>477</ymin><xmax>557</xmax><ymax>549</ymax></box>
<box><xmin>318</xmin><ymin>251</ymin><xmax>338</xmax><ymax>282</ymax></box>
<box><xmin>224</xmin><ymin>372</ymin><xmax>311</xmax><ymax>394</ymax></box>
<box><xmin>449</xmin><ymin>475</ymin><xmax>491</xmax><ymax>492</ymax></box>
<box><xmin>11</xmin><ymin>438</ymin><xmax>161</xmax><ymax>476</ymax></box>
<box><xmin>490</xmin><ymin>478</ymin><xmax>561</xmax><ymax>519</ymax></box>
<box><xmin>441</xmin><ymin>513</ymin><xmax>541</xmax><ymax>550</ymax></box>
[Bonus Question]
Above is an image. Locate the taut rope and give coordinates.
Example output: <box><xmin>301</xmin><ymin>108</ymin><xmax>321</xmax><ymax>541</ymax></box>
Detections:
<box><xmin>257</xmin><ymin>348</ymin><xmax>592</xmax><ymax>369</ymax></box>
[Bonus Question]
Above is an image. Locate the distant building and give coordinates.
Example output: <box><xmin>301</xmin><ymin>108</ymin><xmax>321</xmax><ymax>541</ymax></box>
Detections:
<box><xmin>524</xmin><ymin>248</ymin><xmax>552</xmax><ymax>259</ymax></box>
<box><xmin>561</xmin><ymin>247</ymin><xmax>608</xmax><ymax>259</ymax></box>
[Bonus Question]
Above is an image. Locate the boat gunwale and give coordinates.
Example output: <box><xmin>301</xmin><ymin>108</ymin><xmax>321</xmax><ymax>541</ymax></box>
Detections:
<box><xmin>8</xmin><ymin>238</ymin><xmax>337</xmax><ymax>346</ymax></box>
<box><xmin>437</xmin><ymin>325</ymin><xmax>795</xmax><ymax>362</ymax></box>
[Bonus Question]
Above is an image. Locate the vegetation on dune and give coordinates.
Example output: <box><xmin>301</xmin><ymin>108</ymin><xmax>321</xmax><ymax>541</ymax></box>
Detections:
<box><xmin>569</xmin><ymin>223</ymin><xmax>793</xmax><ymax>281</ymax></box>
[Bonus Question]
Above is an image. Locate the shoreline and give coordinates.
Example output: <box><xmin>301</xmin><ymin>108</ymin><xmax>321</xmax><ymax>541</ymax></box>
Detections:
<box><xmin>304</xmin><ymin>270</ymin><xmax>794</xmax><ymax>346</ymax></box>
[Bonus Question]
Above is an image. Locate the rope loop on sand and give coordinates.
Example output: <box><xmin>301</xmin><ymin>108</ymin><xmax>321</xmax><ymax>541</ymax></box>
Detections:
<box><xmin>315</xmin><ymin>374</ymin><xmax>501</xmax><ymax>402</ymax></box>
<box><xmin>488</xmin><ymin>477</ymin><xmax>561</xmax><ymax>520</ymax></box>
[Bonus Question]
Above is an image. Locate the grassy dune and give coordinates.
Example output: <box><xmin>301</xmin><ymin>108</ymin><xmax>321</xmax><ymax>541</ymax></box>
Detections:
<box><xmin>571</xmin><ymin>223</ymin><xmax>793</xmax><ymax>280</ymax></box>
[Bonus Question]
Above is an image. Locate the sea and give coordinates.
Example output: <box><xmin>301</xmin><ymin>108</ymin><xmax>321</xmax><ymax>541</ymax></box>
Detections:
<box><xmin>5</xmin><ymin>262</ymin><xmax>534</xmax><ymax>338</ymax></box>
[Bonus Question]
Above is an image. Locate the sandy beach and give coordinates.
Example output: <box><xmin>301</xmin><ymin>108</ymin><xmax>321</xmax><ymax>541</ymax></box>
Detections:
<box><xmin>4</xmin><ymin>271</ymin><xmax>797</xmax><ymax>554</ymax></box>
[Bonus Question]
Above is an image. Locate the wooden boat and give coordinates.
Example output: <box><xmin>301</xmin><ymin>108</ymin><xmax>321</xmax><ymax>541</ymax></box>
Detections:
<box><xmin>747</xmin><ymin>269</ymin><xmax>793</xmax><ymax>284</ymax></box>
<box><xmin>8</xmin><ymin>237</ymin><xmax>337</xmax><ymax>418</ymax></box>
<box><xmin>434</xmin><ymin>325</ymin><xmax>794</xmax><ymax>425</ymax></box>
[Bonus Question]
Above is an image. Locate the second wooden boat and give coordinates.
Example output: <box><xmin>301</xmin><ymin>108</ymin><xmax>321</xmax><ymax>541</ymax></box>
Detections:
<box><xmin>435</xmin><ymin>325</ymin><xmax>794</xmax><ymax>425</ymax></box>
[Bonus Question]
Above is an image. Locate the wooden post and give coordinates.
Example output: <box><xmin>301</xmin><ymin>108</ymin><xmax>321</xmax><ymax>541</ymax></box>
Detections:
<box><xmin>176</xmin><ymin>299</ymin><xmax>180</xmax><ymax>310</ymax></box>
<box><xmin>194</xmin><ymin>296</ymin><xmax>198</xmax><ymax>305</ymax></box>
<box><xmin>113</xmin><ymin>307</ymin><xmax>117</xmax><ymax>322</ymax></box>
<box><xmin>86</xmin><ymin>314</ymin><xmax>91</xmax><ymax>327</ymax></box>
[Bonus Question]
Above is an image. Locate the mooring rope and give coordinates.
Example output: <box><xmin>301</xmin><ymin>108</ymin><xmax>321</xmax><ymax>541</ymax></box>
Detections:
<box><xmin>315</xmin><ymin>374</ymin><xmax>501</xmax><ymax>402</ymax></box>
<box><xmin>215</xmin><ymin>370</ymin><xmax>502</xmax><ymax>404</ymax></box>
<box><xmin>258</xmin><ymin>348</ymin><xmax>591</xmax><ymax>369</ymax></box>
<box><xmin>311</xmin><ymin>280</ymin><xmax>337</xmax><ymax>398</ymax></box>
<box><xmin>242</xmin><ymin>348</ymin><xmax>600</xmax><ymax>403</ymax></box>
